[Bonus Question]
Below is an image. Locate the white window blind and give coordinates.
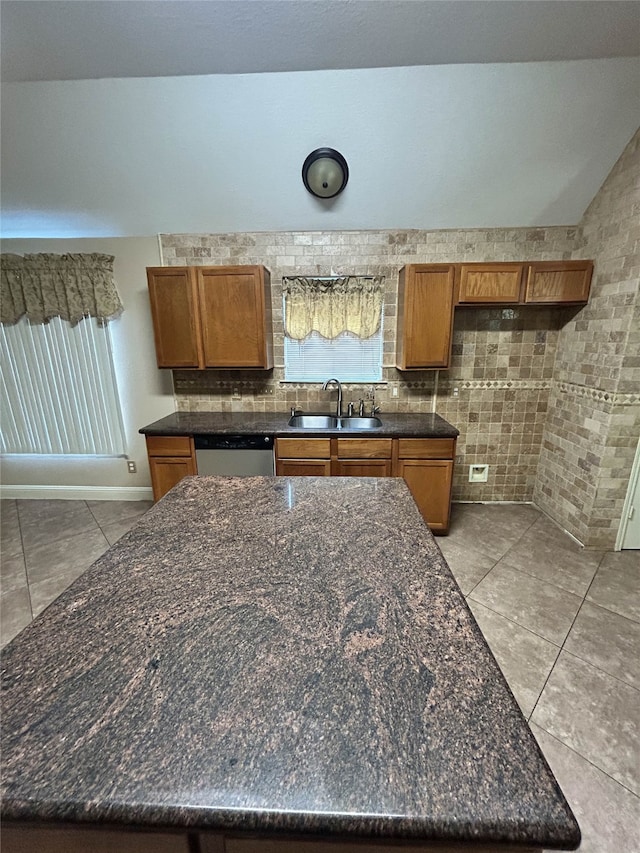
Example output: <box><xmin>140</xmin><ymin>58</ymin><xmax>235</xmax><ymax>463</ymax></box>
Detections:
<box><xmin>284</xmin><ymin>327</ymin><xmax>384</xmax><ymax>382</ymax></box>
<box><xmin>0</xmin><ymin>316</ymin><xmax>126</xmax><ymax>456</ymax></box>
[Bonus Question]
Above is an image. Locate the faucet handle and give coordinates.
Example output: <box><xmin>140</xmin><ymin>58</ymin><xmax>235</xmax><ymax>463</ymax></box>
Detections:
<box><xmin>371</xmin><ymin>404</ymin><xmax>381</xmax><ymax>416</ymax></box>
<box><xmin>358</xmin><ymin>399</ymin><xmax>365</xmax><ymax>417</ymax></box>
<box><xmin>290</xmin><ymin>406</ymin><xmax>302</xmax><ymax>417</ymax></box>
<box><xmin>346</xmin><ymin>402</ymin><xmax>355</xmax><ymax>417</ymax></box>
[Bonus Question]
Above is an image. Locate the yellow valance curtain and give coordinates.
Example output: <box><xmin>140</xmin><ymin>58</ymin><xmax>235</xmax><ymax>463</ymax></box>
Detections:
<box><xmin>283</xmin><ymin>276</ymin><xmax>384</xmax><ymax>341</ymax></box>
<box><xmin>0</xmin><ymin>253</ymin><xmax>123</xmax><ymax>326</ymax></box>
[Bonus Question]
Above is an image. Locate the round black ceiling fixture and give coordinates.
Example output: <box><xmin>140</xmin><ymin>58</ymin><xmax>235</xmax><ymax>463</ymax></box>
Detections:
<box><xmin>302</xmin><ymin>148</ymin><xmax>349</xmax><ymax>199</ymax></box>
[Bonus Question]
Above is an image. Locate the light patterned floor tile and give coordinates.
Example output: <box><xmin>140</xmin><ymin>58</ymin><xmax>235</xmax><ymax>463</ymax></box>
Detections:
<box><xmin>565</xmin><ymin>601</ymin><xmax>640</xmax><ymax>689</ymax></box>
<box><xmin>531</xmin><ymin>650</ymin><xmax>640</xmax><ymax>795</ymax></box>
<box><xmin>531</xmin><ymin>724</ymin><xmax>640</xmax><ymax>853</ymax></box>
<box><xmin>466</xmin><ymin>599</ymin><xmax>559</xmax><ymax>717</ymax></box>
<box><xmin>469</xmin><ymin>562</ymin><xmax>582</xmax><ymax>645</ymax></box>
<box><xmin>586</xmin><ymin>551</ymin><xmax>640</xmax><ymax>623</ymax></box>
<box><xmin>501</xmin><ymin>515</ymin><xmax>602</xmax><ymax>597</ymax></box>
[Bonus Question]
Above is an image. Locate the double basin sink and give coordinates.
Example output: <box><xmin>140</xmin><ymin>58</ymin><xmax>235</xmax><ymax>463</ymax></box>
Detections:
<box><xmin>288</xmin><ymin>414</ymin><xmax>382</xmax><ymax>430</ymax></box>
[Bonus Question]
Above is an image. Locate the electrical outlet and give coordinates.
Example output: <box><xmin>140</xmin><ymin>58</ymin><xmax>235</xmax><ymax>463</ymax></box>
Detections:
<box><xmin>391</xmin><ymin>386</ymin><xmax>398</xmax><ymax>398</ymax></box>
<box><xmin>127</xmin><ymin>461</ymin><xmax>137</xmax><ymax>474</ymax></box>
<box><xmin>231</xmin><ymin>388</ymin><xmax>242</xmax><ymax>400</ymax></box>
<box><xmin>468</xmin><ymin>464</ymin><xmax>488</xmax><ymax>483</ymax></box>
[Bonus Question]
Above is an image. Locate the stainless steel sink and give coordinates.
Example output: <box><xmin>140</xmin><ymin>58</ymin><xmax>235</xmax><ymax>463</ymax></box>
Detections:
<box><xmin>288</xmin><ymin>415</ymin><xmax>338</xmax><ymax>428</ymax></box>
<box><xmin>287</xmin><ymin>414</ymin><xmax>382</xmax><ymax>429</ymax></box>
<box><xmin>339</xmin><ymin>416</ymin><xmax>382</xmax><ymax>429</ymax></box>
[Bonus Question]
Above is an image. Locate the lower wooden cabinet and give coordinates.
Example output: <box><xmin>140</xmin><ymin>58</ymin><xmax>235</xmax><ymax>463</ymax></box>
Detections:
<box><xmin>397</xmin><ymin>459</ymin><xmax>453</xmax><ymax>532</ymax></box>
<box><xmin>146</xmin><ymin>435</ymin><xmax>197</xmax><ymax>502</ymax></box>
<box><xmin>396</xmin><ymin>438</ymin><xmax>456</xmax><ymax>533</ymax></box>
<box><xmin>275</xmin><ymin>436</ymin><xmax>455</xmax><ymax>534</ymax></box>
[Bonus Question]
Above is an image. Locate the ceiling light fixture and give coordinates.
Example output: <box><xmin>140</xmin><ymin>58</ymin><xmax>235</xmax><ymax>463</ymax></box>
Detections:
<box><xmin>302</xmin><ymin>148</ymin><xmax>349</xmax><ymax>199</ymax></box>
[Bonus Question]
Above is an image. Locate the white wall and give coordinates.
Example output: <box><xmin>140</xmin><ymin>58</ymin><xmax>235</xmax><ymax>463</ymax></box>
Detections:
<box><xmin>0</xmin><ymin>237</ymin><xmax>174</xmax><ymax>494</ymax></box>
<box><xmin>2</xmin><ymin>59</ymin><xmax>639</xmax><ymax>238</ymax></box>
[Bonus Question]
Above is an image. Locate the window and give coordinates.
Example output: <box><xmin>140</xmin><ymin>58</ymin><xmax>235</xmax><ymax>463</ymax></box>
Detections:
<box><xmin>282</xmin><ymin>275</ymin><xmax>384</xmax><ymax>382</ymax></box>
<box><xmin>0</xmin><ymin>316</ymin><xmax>126</xmax><ymax>456</ymax></box>
<box><xmin>284</xmin><ymin>326</ymin><xmax>383</xmax><ymax>382</ymax></box>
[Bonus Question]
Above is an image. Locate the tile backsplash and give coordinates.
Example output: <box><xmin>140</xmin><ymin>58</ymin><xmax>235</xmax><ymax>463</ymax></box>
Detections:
<box><xmin>162</xmin><ymin>128</ymin><xmax>639</xmax><ymax>547</ymax></box>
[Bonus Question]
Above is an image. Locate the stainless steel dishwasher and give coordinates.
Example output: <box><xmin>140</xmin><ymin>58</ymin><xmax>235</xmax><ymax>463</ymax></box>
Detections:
<box><xmin>194</xmin><ymin>434</ymin><xmax>275</xmax><ymax>476</ymax></box>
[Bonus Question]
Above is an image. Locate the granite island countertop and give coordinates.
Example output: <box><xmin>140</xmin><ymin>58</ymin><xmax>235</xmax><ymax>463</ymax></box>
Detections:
<box><xmin>1</xmin><ymin>477</ymin><xmax>578</xmax><ymax>849</ymax></box>
<box><xmin>139</xmin><ymin>410</ymin><xmax>459</xmax><ymax>438</ymax></box>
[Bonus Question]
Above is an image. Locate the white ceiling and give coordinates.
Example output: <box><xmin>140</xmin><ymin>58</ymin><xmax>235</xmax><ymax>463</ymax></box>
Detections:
<box><xmin>1</xmin><ymin>2</ymin><xmax>639</xmax><ymax>239</ymax></box>
<box><xmin>3</xmin><ymin>0</ymin><xmax>640</xmax><ymax>82</ymax></box>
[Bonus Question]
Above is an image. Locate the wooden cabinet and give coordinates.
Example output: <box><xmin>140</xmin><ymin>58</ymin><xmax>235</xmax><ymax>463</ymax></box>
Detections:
<box><xmin>336</xmin><ymin>438</ymin><xmax>393</xmax><ymax>477</ymax></box>
<box><xmin>396</xmin><ymin>265</ymin><xmax>456</xmax><ymax>370</ymax></box>
<box><xmin>457</xmin><ymin>263</ymin><xmax>524</xmax><ymax>303</ymax></box>
<box><xmin>145</xmin><ymin>435</ymin><xmax>197</xmax><ymax>502</ymax></box>
<box><xmin>147</xmin><ymin>265</ymin><xmax>273</xmax><ymax>369</ymax></box>
<box><xmin>274</xmin><ymin>438</ymin><xmax>331</xmax><ymax>477</ymax></box>
<box><xmin>524</xmin><ymin>261</ymin><xmax>593</xmax><ymax>304</ymax></box>
<box><xmin>395</xmin><ymin>439</ymin><xmax>456</xmax><ymax>533</ymax></box>
<box><xmin>147</xmin><ymin>267</ymin><xmax>203</xmax><ymax>368</ymax></box>
<box><xmin>275</xmin><ymin>435</ymin><xmax>454</xmax><ymax>534</ymax></box>
<box><xmin>395</xmin><ymin>260</ymin><xmax>592</xmax><ymax>372</ymax></box>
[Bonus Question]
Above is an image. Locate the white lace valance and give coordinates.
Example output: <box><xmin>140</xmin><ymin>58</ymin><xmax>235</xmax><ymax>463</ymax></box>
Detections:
<box><xmin>1</xmin><ymin>253</ymin><xmax>123</xmax><ymax>326</ymax></box>
<box><xmin>283</xmin><ymin>276</ymin><xmax>384</xmax><ymax>341</ymax></box>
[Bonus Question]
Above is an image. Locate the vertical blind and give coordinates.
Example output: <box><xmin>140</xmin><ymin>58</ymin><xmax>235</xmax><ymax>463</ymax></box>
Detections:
<box><xmin>0</xmin><ymin>316</ymin><xmax>126</xmax><ymax>456</ymax></box>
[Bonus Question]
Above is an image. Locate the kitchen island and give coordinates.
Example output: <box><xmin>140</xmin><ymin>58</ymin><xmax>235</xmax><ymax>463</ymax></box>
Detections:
<box><xmin>1</xmin><ymin>476</ymin><xmax>579</xmax><ymax>852</ymax></box>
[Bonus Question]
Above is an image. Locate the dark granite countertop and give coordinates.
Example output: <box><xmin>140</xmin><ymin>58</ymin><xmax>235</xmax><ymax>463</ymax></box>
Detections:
<box><xmin>1</xmin><ymin>477</ymin><xmax>578</xmax><ymax>849</ymax></box>
<box><xmin>139</xmin><ymin>410</ymin><xmax>459</xmax><ymax>438</ymax></box>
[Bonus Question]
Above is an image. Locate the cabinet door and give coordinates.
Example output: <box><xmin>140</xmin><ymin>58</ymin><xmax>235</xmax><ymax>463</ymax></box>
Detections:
<box><xmin>197</xmin><ymin>266</ymin><xmax>273</xmax><ymax>368</ymax></box>
<box><xmin>525</xmin><ymin>261</ymin><xmax>593</xmax><ymax>304</ymax></box>
<box><xmin>396</xmin><ymin>265</ymin><xmax>455</xmax><ymax>369</ymax></box>
<box><xmin>335</xmin><ymin>460</ymin><xmax>391</xmax><ymax>477</ymax></box>
<box><xmin>458</xmin><ymin>264</ymin><xmax>523</xmax><ymax>303</ymax></box>
<box><xmin>147</xmin><ymin>268</ymin><xmax>203</xmax><ymax>368</ymax></box>
<box><xmin>149</xmin><ymin>456</ymin><xmax>197</xmax><ymax>502</ymax></box>
<box><xmin>276</xmin><ymin>459</ymin><xmax>331</xmax><ymax>476</ymax></box>
<box><xmin>398</xmin><ymin>459</ymin><xmax>453</xmax><ymax>533</ymax></box>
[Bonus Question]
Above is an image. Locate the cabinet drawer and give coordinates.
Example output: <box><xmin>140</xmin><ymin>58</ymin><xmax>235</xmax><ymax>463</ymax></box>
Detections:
<box><xmin>397</xmin><ymin>438</ymin><xmax>455</xmax><ymax>459</ymax></box>
<box><xmin>337</xmin><ymin>439</ymin><xmax>393</xmax><ymax>459</ymax></box>
<box><xmin>276</xmin><ymin>438</ymin><xmax>331</xmax><ymax>459</ymax></box>
<box><xmin>146</xmin><ymin>435</ymin><xmax>194</xmax><ymax>457</ymax></box>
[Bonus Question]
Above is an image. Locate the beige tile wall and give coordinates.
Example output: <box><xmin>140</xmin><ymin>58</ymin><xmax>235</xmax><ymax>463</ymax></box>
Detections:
<box><xmin>534</xmin><ymin>129</ymin><xmax>640</xmax><ymax>548</ymax></box>
<box><xmin>163</xmin><ymin>227</ymin><xmax>577</xmax><ymax>504</ymax></box>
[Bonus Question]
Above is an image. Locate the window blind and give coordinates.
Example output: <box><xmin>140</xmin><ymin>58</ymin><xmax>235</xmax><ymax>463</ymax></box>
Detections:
<box><xmin>0</xmin><ymin>316</ymin><xmax>126</xmax><ymax>456</ymax></box>
<box><xmin>284</xmin><ymin>328</ymin><xmax>383</xmax><ymax>383</ymax></box>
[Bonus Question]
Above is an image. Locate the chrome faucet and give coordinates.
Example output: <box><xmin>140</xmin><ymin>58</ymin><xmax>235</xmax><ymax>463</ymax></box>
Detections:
<box><xmin>322</xmin><ymin>378</ymin><xmax>343</xmax><ymax>417</ymax></box>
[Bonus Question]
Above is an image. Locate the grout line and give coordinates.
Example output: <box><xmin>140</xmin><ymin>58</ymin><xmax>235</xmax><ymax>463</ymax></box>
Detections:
<box><xmin>560</xmin><ymin>646</ymin><xmax>640</xmax><ymax>693</ymax></box>
<box><xmin>14</xmin><ymin>499</ymin><xmax>35</xmax><ymax>620</ymax></box>
<box><xmin>529</xmin><ymin>722</ymin><xmax>640</xmax><ymax>800</ymax></box>
<box><xmin>528</xmin><ymin>553</ymin><xmax>607</xmax><ymax>720</ymax></box>
<box><xmin>466</xmin><ymin>596</ymin><xmax>562</xmax><ymax>650</ymax></box>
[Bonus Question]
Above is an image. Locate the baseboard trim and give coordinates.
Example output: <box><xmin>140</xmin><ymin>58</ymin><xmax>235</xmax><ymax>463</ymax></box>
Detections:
<box><xmin>0</xmin><ymin>485</ymin><xmax>154</xmax><ymax>501</ymax></box>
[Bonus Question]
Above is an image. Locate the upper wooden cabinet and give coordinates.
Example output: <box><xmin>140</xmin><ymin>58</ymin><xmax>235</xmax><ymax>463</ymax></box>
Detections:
<box><xmin>147</xmin><ymin>265</ymin><xmax>273</xmax><ymax>369</ymax></box>
<box><xmin>147</xmin><ymin>267</ymin><xmax>203</xmax><ymax>368</ymax></box>
<box><xmin>457</xmin><ymin>264</ymin><xmax>524</xmax><ymax>303</ymax></box>
<box><xmin>396</xmin><ymin>264</ymin><xmax>456</xmax><ymax>370</ymax></box>
<box><xmin>396</xmin><ymin>260</ymin><xmax>592</xmax><ymax>371</ymax></box>
<box><xmin>524</xmin><ymin>261</ymin><xmax>593</xmax><ymax>304</ymax></box>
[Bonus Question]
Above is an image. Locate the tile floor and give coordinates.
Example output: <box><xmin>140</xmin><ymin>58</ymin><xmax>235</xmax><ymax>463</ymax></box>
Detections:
<box><xmin>1</xmin><ymin>498</ymin><xmax>639</xmax><ymax>851</ymax></box>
